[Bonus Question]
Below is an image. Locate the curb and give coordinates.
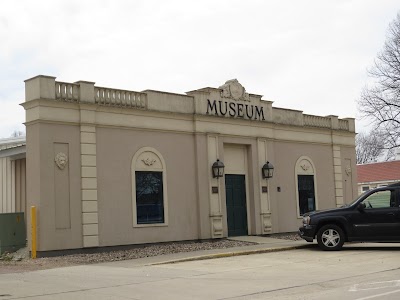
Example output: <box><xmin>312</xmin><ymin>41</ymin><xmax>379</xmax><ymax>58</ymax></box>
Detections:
<box><xmin>152</xmin><ymin>244</ymin><xmax>311</xmax><ymax>265</ymax></box>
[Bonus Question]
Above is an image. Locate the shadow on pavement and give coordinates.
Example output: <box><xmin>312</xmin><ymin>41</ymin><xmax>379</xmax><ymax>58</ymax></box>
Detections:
<box><xmin>303</xmin><ymin>243</ymin><xmax>400</xmax><ymax>252</ymax></box>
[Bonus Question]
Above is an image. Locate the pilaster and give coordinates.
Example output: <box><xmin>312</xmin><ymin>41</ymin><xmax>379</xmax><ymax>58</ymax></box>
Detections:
<box><xmin>258</xmin><ymin>138</ymin><xmax>272</xmax><ymax>234</ymax></box>
<box><xmin>76</xmin><ymin>81</ymin><xmax>95</xmax><ymax>103</ymax></box>
<box><xmin>207</xmin><ymin>135</ymin><xmax>223</xmax><ymax>238</ymax></box>
<box><xmin>333</xmin><ymin>145</ymin><xmax>344</xmax><ymax>207</ymax></box>
<box><xmin>328</xmin><ymin>115</ymin><xmax>339</xmax><ymax>130</ymax></box>
<box><xmin>80</xmin><ymin>119</ymin><xmax>99</xmax><ymax>247</ymax></box>
<box><xmin>24</xmin><ymin>75</ymin><xmax>56</xmax><ymax>102</ymax></box>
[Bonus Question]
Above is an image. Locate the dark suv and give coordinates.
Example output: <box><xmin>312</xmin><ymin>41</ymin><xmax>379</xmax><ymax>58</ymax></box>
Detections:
<box><xmin>298</xmin><ymin>183</ymin><xmax>400</xmax><ymax>250</ymax></box>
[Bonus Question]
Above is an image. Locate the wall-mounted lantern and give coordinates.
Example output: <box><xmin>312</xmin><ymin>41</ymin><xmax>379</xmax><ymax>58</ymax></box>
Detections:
<box><xmin>262</xmin><ymin>161</ymin><xmax>274</xmax><ymax>179</ymax></box>
<box><xmin>212</xmin><ymin>159</ymin><xmax>225</xmax><ymax>178</ymax></box>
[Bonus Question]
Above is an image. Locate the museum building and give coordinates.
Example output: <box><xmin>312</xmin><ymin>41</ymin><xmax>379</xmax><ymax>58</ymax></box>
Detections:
<box><xmin>1</xmin><ymin>75</ymin><xmax>357</xmax><ymax>255</ymax></box>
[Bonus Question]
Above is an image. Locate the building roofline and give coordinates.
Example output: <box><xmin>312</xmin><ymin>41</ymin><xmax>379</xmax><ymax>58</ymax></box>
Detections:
<box><xmin>0</xmin><ymin>136</ymin><xmax>26</xmax><ymax>145</ymax></box>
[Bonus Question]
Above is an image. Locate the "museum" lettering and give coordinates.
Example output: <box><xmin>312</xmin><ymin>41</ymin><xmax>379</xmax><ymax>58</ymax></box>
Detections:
<box><xmin>206</xmin><ymin>99</ymin><xmax>265</xmax><ymax>121</ymax></box>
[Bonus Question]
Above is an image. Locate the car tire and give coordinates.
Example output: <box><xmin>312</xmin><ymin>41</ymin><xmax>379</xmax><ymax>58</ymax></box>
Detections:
<box><xmin>316</xmin><ymin>224</ymin><xmax>345</xmax><ymax>251</ymax></box>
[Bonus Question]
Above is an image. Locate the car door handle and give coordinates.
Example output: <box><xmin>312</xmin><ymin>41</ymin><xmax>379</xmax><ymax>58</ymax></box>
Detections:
<box><xmin>387</xmin><ymin>212</ymin><xmax>395</xmax><ymax>216</ymax></box>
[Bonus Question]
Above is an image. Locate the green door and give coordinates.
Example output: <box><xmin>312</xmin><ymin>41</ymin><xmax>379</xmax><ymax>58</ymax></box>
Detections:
<box><xmin>225</xmin><ymin>174</ymin><xmax>248</xmax><ymax>236</ymax></box>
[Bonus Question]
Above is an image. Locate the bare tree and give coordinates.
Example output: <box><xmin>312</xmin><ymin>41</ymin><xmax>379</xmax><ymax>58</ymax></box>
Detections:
<box><xmin>359</xmin><ymin>13</ymin><xmax>400</xmax><ymax>151</ymax></box>
<box><xmin>356</xmin><ymin>131</ymin><xmax>385</xmax><ymax>164</ymax></box>
<box><xmin>10</xmin><ymin>130</ymin><xmax>25</xmax><ymax>137</ymax></box>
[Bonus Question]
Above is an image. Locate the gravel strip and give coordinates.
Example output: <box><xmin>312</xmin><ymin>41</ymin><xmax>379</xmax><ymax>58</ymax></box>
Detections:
<box><xmin>0</xmin><ymin>234</ymin><xmax>302</xmax><ymax>274</ymax></box>
<box><xmin>0</xmin><ymin>239</ymin><xmax>255</xmax><ymax>273</ymax></box>
<box><xmin>268</xmin><ymin>232</ymin><xmax>303</xmax><ymax>241</ymax></box>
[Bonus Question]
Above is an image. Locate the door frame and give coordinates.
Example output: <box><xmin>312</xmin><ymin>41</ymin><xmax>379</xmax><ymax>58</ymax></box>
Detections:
<box><xmin>223</xmin><ymin>144</ymin><xmax>251</xmax><ymax>235</ymax></box>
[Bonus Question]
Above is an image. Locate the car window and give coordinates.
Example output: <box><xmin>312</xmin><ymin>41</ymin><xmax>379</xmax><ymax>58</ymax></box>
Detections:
<box><xmin>348</xmin><ymin>190</ymin><xmax>370</xmax><ymax>207</ymax></box>
<box><xmin>361</xmin><ymin>190</ymin><xmax>395</xmax><ymax>209</ymax></box>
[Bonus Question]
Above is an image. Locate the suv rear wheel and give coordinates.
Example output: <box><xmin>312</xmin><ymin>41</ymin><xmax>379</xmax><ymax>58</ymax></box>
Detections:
<box><xmin>316</xmin><ymin>224</ymin><xmax>345</xmax><ymax>251</ymax></box>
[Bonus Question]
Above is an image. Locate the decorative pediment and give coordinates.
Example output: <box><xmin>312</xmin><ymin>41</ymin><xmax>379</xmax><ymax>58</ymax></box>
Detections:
<box><xmin>300</xmin><ymin>163</ymin><xmax>310</xmax><ymax>171</ymax></box>
<box><xmin>296</xmin><ymin>157</ymin><xmax>314</xmax><ymax>175</ymax></box>
<box><xmin>135</xmin><ymin>151</ymin><xmax>162</xmax><ymax>170</ymax></box>
<box><xmin>219</xmin><ymin>79</ymin><xmax>250</xmax><ymax>101</ymax></box>
<box><xmin>142</xmin><ymin>158</ymin><xmax>157</xmax><ymax>166</ymax></box>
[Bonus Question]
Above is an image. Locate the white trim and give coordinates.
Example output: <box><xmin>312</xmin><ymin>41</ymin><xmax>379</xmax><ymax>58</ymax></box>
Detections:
<box><xmin>131</xmin><ymin>147</ymin><xmax>168</xmax><ymax>227</ymax></box>
<box><xmin>295</xmin><ymin>156</ymin><xmax>318</xmax><ymax>218</ymax></box>
<box><xmin>6</xmin><ymin>157</ymin><xmax>11</xmax><ymax>212</ymax></box>
<box><xmin>358</xmin><ymin>180</ymin><xmax>398</xmax><ymax>185</ymax></box>
<box><xmin>11</xmin><ymin>160</ymin><xmax>15</xmax><ymax>212</ymax></box>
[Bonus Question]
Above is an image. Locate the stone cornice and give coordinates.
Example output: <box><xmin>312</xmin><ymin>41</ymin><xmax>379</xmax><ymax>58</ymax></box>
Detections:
<box><xmin>23</xmin><ymin>75</ymin><xmax>356</xmax><ymax>134</ymax></box>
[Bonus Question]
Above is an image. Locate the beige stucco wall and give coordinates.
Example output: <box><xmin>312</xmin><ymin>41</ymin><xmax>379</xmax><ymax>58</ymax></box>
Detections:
<box><xmin>270</xmin><ymin>141</ymin><xmax>336</xmax><ymax>233</ymax></box>
<box><xmin>340</xmin><ymin>146</ymin><xmax>358</xmax><ymax>203</ymax></box>
<box><xmin>26</xmin><ymin>123</ymin><xmax>82</xmax><ymax>251</ymax></box>
<box><xmin>21</xmin><ymin>75</ymin><xmax>357</xmax><ymax>253</ymax></box>
<box><xmin>96</xmin><ymin>127</ymin><xmax>199</xmax><ymax>246</ymax></box>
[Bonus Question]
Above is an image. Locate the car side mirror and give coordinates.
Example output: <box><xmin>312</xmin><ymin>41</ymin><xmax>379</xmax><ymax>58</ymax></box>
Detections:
<box><xmin>357</xmin><ymin>202</ymin><xmax>366</xmax><ymax>212</ymax></box>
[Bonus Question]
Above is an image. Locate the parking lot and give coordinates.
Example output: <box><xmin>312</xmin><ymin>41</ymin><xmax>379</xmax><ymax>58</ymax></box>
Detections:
<box><xmin>1</xmin><ymin>243</ymin><xmax>400</xmax><ymax>299</ymax></box>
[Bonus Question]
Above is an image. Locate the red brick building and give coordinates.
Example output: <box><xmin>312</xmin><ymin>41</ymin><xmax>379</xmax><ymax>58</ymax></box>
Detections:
<box><xmin>357</xmin><ymin>160</ymin><xmax>400</xmax><ymax>194</ymax></box>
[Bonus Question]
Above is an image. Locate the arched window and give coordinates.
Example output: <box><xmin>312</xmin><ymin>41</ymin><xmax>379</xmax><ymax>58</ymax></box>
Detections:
<box><xmin>131</xmin><ymin>147</ymin><xmax>168</xmax><ymax>227</ymax></box>
<box><xmin>295</xmin><ymin>156</ymin><xmax>317</xmax><ymax>217</ymax></box>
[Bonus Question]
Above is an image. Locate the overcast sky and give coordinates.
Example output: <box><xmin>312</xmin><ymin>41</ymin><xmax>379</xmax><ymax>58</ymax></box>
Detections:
<box><xmin>0</xmin><ymin>0</ymin><xmax>398</xmax><ymax>138</ymax></box>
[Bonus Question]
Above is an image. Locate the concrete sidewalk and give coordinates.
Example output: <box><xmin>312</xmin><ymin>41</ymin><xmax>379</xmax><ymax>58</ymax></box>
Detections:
<box><xmin>98</xmin><ymin>236</ymin><xmax>311</xmax><ymax>268</ymax></box>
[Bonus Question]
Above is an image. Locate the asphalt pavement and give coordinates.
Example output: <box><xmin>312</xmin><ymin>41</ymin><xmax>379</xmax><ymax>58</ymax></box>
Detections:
<box><xmin>2</xmin><ymin>237</ymin><xmax>400</xmax><ymax>300</ymax></box>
